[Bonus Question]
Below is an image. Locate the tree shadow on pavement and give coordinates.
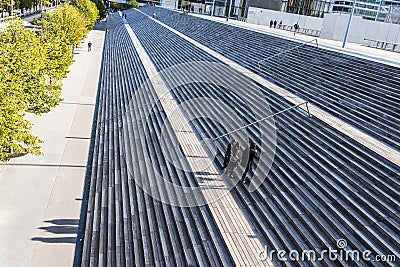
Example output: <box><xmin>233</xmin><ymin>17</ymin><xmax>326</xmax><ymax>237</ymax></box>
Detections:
<box><xmin>31</xmin><ymin>219</ymin><xmax>79</xmax><ymax>244</ymax></box>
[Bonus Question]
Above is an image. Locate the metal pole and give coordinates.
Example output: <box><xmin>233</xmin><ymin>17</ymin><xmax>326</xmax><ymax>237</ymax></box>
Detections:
<box><xmin>342</xmin><ymin>0</ymin><xmax>356</xmax><ymax>48</ymax></box>
<box><xmin>227</xmin><ymin>0</ymin><xmax>233</xmax><ymax>21</ymax></box>
<box><xmin>224</xmin><ymin>0</ymin><xmax>229</xmax><ymax>20</ymax></box>
<box><xmin>375</xmin><ymin>0</ymin><xmax>382</xmax><ymax>21</ymax></box>
<box><xmin>211</xmin><ymin>0</ymin><xmax>216</xmax><ymax>16</ymax></box>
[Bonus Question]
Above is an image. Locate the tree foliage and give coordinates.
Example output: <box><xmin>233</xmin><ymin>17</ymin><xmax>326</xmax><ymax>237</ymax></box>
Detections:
<box><xmin>0</xmin><ymin>1</ymin><xmax>100</xmax><ymax>161</ymax></box>
<box><xmin>72</xmin><ymin>0</ymin><xmax>99</xmax><ymax>30</ymax></box>
<box><xmin>40</xmin><ymin>4</ymin><xmax>88</xmax><ymax>47</ymax></box>
<box><xmin>126</xmin><ymin>0</ymin><xmax>139</xmax><ymax>9</ymax></box>
<box><xmin>0</xmin><ymin>19</ymin><xmax>43</xmax><ymax>161</ymax></box>
<box><xmin>91</xmin><ymin>0</ymin><xmax>105</xmax><ymax>19</ymax></box>
<box><xmin>0</xmin><ymin>0</ymin><xmax>51</xmax><ymax>15</ymax></box>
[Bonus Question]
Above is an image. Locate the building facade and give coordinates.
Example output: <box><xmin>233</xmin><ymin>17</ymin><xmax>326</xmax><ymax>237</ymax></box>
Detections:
<box><xmin>243</xmin><ymin>0</ymin><xmax>332</xmax><ymax>17</ymax></box>
<box><xmin>332</xmin><ymin>0</ymin><xmax>400</xmax><ymax>21</ymax></box>
<box><xmin>282</xmin><ymin>0</ymin><xmax>332</xmax><ymax>17</ymax></box>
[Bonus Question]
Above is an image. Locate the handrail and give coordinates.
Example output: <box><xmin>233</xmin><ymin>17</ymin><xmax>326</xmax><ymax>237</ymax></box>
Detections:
<box><xmin>212</xmin><ymin>101</ymin><xmax>310</xmax><ymax>141</ymax></box>
<box><xmin>258</xmin><ymin>39</ymin><xmax>319</xmax><ymax>69</ymax></box>
<box><xmin>96</xmin><ymin>98</ymin><xmax>311</xmax><ymax>140</ymax></box>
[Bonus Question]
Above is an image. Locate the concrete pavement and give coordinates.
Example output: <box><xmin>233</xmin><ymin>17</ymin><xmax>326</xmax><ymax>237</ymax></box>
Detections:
<box><xmin>0</xmin><ymin>27</ymin><xmax>105</xmax><ymax>267</ymax></box>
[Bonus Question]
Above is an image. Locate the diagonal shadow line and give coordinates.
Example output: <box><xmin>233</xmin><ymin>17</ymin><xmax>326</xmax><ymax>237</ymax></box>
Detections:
<box><xmin>61</xmin><ymin>102</ymin><xmax>95</xmax><ymax>106</ymax></box>
<box><xmin>65</xmin><ymin>136</ymin><xmax>91</xmax><ymax>140</ymax></box>
<box><xmin>39</xmin><ymin>225</ymin><xmax>78</xmax><ymax>235</ymax></box>
<box><xmin>31</xmin><ymin>237</ymin><xmax>76</xmax><ymax>244</ymax></box>
<box><xmin>32</xmin><ymin>218</ymin><xmax>80</xmax><ymax>244</ymax></box>
<box><xmin>44</xmin><ymin>219</ymin><xmax>79</xmax><ymax>225</ymax></box>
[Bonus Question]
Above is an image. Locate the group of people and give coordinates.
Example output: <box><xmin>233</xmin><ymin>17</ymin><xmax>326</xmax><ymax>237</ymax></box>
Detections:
<box><xmin>221</xmin><ymin>140</ymin><xmax>259</xmax><ymax>184</ymax></box>
<box><xmin>269</xmin><ymin>19</ymin><xmax>300</xmax><ymax>35</ymax></box>
<box><xmin>269</xmin><ymin>20</ymin><xmax>282</xmax><ymax>28</ymax></box>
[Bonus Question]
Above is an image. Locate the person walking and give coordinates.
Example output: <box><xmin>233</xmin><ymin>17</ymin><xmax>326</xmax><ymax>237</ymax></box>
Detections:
<box><xmin>269</xmin><ymin>20</ymin><xmax>273</xmax><ymax>28</ymax></box>
<box><xmin>225</xmin><ymin>141</ymin><xmax>241</xmax><ymax>178</ymax></box>
<box><xmin>152</xmin><ymin>12</ymin><xmax>157</xmax><ymax>19</ymax></box>
<box><xmin>273</xmin><ymin>20</ymin><xmax>277</xmax><ymax>28</ymax></box>
<box><xmin>240</xmin><ymin>141</ymin><xmax>258</xmax><ymax>184</ymax></box>
<box><xmin>88</xmin><ymin>41</ymin><xmax>92</xmax><ymax>52</ymax></box>
<box><xmin>293</xmin><ymin>23</ymin><xmax>299</xmax><ymax>36</ymax></box>
<box><xmin>222</xmin><ymin>139</ymin><xmax>234</xmax><ymax>170</ymax></box>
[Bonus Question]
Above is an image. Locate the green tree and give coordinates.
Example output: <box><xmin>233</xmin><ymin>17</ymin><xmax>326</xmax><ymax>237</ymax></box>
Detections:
<box><xmin>4</xmin><ymin>19</ymin><xmax>63</xmax><ymax>114</ymax></box>
<box><xmin>39</xmin><ymin>29</ymin><xmax>72</xmax><ymax>84</ymax></box>
<box><xmin>40</xmin><ymin>3</ymin><xmax>87</xmax><ymax>48</ymax></box>
<box><xmin>126</xmin><ymin>0</ymin><xmax>138</xmax><ymax>9</ymax></box>
<box><xmin>0</xmin><ymin>0</ymin><xmax>100</xmax><ymax>161</ymax></box>
<box><xmin>72</xmin><ymin>0</ymin><xmax>99</xmax><ymax>30</ymax></box>
<box><xmin>91</xmin><ymin>0</ymin><xmax>105</xmax><ymax>19</ymax></box>
<box><xmin>0</xmin><ymin>19</ymin><xmax>44</xmax><ymax>160</ymax></box>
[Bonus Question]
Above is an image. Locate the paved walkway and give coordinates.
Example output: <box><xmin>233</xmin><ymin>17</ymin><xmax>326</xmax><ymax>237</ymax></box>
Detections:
<box><xmin>191</xmin><ymin>13</ymin><xmax>400</xmax><ymax>68</ymax></box>
<box><xmin>0</xmin><ymin>28</ymin><xmax>105</xmax><ymax>266</ymax></box>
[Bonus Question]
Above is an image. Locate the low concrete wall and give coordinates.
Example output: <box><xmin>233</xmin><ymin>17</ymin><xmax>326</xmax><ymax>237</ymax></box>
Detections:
<box><xmin>247</xmin><ymin>7</ymin><xmax>323</xmax><ymax>30</ymax></box>
<box><xmin>246</xmin><ymin>8</ymin><xmax>400</xmax><ymax>45</ymax></box>
<box><xmin>161</xmin><ymin>0</ymin><xmax>177</xmax><ymax>9</ymax></box>
<box><xmin>321</xmin><ymin>13</ymin><xmax>400</xmax><ymax>44</ymax></box>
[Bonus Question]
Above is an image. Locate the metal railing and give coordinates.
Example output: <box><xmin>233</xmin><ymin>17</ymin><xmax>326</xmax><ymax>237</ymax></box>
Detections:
<box><xmin>257</xmin><ymin>39</ymin><xmax>319</xmax><ymax>69</ymax></box>
<box><xmin>213</xmin><ymin>101</ymin><xmax>310</xmax><ymax>141</ymax></box>
<box><xmin>96</xmin><ymin>94</ymin><xmax>311</xmax><ymax>140</ymax></box>
<box><xmin>276</xmin><ymin>24</ymin><xmax>321</xmax><ymax>37</ymax></box>
<box><xmin>363</xmin><ymin>38</ymin><xmax>400</xmax><ymax>53</ymax></box>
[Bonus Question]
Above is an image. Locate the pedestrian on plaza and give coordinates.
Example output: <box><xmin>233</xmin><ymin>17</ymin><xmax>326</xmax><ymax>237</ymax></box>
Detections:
<box><xmin>269</xmin><ymin>20</ymin><xmax>273</xmax><ymax>28</ymax></box>
<box><xmin>279</xmin><ymin>20</ymin><xmax>282</xmax><ymax>28</ymax></box>
<box><xmin>273</xmin><ymin>20</ymin><xmax>277</xmax><ymax>28</ymax></box>
<box><xmin>240</xmin><ymin>141</ymin><xmax>258</xmax><ymax>184</ymax></box>
<box><xmin>88</xmin><ymin>41</ymin><xmax>92</xmax><ymax>52</ymax></box>
<box><xmin>225</xmin><ymin>141</ymin><xmax>241</xmax><ymax>178</ymax></box>
<box><xmin>293</xmin><ymin>23</ymin><xmax>299</xmax><ymax>35</ymax></box>
<box><xmin>152</xmin><ymin>12</ymin><xmax>157</xmax><ymax>19</ymax></box>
